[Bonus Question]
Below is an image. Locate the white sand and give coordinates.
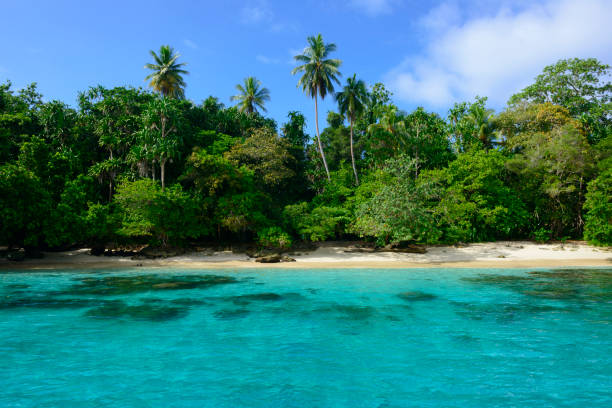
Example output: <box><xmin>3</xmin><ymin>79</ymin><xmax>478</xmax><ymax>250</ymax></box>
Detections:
<box><xmin>1</xmin><ymin>241</ymin><xmax>610</xmax><ymax>270</ymax></box>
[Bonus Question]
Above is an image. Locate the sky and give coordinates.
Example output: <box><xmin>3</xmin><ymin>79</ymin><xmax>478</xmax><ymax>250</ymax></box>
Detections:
<box><xmin>1</xmin><ymin>0</ymin><xmax>611</xmax><ymax>134</ymax></box>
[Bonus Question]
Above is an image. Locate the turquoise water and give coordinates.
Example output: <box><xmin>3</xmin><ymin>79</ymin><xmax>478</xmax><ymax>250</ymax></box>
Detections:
<box><xmin>1</xmin><ymin>267</ymin><xmax>611</xmax><ymax>407</ymax></box>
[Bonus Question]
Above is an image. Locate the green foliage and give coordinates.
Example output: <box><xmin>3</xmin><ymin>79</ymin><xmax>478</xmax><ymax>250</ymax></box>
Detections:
<box><xmin>448</xmin><ymin>96</ymin><xmax>496</xmax><ymax>152</ymax></box>
<box><xmin>353</xmin><ymin>158</ymin><xmax>441</xmax><ymax>244</ymax></box>
<box><xmin>114</xmin><ymin>179</ymin><xmax>206</xmax><ymax>246</ymax></box>
<box><xmin>431</xmin><ymin>150</ymin><xmax>528</xmax><ymax>243</ymax></box>
<box><xmin>583</xmin><ymin>168</ymin><xmax>612</xmax><ymax>245</ymax></box>
<box><xmin>85</xmin><ymin>203</ymin><xmax>120</xmax><ymax>246</ymax></box>
<box><xmin>257</xmin><ymin>227</ymin><xmax>293</xmax><ymax>249</ymax></box>
<box><xmin>225</xmin><ymin>127</ymin><xmax>296</xmax><ymax>193</ymax></box>
<box><xmin>0</xmin><ymin>164</ymin><xmax>50</xmax><ymax>247</ymax></box>
<box><xmin>509</xmin><ymin>58</ymin><xmax>611</xmax><ymax>145</ymax></box>
<box><xmin>282</xmin><ymin>111</ymin><xmax>309</xmax><ymax>148</ymax></box>
<box><xmin>283</xmin><ymin>202</ymin><xmax>350</xmax><ymax>242</ymax></box>
<box><xmin>533</xmin><ymin>228</ymin><xmax>552</xmax><ymax>243</ymax></box>
<box><xmin>336</xmin><ymin>74</ymin><xmax>370</xmax><ymax>183</ymax></box>
<box><xmin>506</xmin><ymin>121</ymin><xmax>594</xmax><ymax>237</ymax></box>
<box><xmin>43</xmin><ymin>175</ymin><xmax>98</xmax><ymax>247</ymax></box>
<box><xmin>138</xmin><ymin>97</ymin><xmax>184</xmax><ymax>190</ymax></box>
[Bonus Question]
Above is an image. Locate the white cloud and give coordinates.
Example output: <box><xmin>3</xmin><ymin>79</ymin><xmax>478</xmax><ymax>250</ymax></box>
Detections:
<box><xmin>183</xmin><ymin>39</ymin><xmax>198</xmax><ymax>49</ymax></box>
<box><xmin>241</xmin><ymin>1</ymin><xmax>273</xmax><ymax>24</ymax></box>
<box><xmin>240</xmin><ymin>0</ymin><xmax>297</xmax><ymax>32</ymax></box>
<box><xmin>256</xmin><ymin>55</ymin><xmax>280</xmax><ymax>64</ymax></box>
<box><xmin>386</xmin><ymin>0</ymin><xmax>612</xmax><ymax>109</ymax></box>
<box><xmin>350</xmin><ymin>0</ymin><xmax>398</xmax><ymax>16</ymax></box>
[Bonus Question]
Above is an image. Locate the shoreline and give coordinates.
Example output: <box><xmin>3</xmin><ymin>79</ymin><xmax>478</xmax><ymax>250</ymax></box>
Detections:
<box><xmin>1</xmin><ymin>241</ymin><xmax>610</xmax><ymax>271</ymax></box>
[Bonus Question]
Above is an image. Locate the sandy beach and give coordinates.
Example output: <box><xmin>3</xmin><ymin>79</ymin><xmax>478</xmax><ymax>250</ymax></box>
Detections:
<box><xmin>1</xmin><ymin>241</ymin><xmax>610</xmax><ymax>270</ymax></box>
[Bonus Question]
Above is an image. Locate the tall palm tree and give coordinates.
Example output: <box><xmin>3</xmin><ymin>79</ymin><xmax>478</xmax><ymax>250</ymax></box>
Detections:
<box><xmin>144</xmin><ymin>45</ymin><xmax>189</xmax><ymax>99</ymax></box>
<box><xmin>230</xmin><ymin>77</ymin><xmax>270</xmax><ymax>114</ymax></box>
<box><xmin>292</xmin><ymin>34</ymin><xmax>342</xmax><ymax>180</ymax></box>
<box><xmin>336</xmin><ymin>74</ymin><xmax>368</xmax><ymax>185</ymax></box>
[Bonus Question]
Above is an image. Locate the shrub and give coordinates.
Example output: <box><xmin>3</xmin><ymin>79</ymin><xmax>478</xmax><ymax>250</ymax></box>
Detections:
<box><xmin>257</xmin><ymin>227</ymin><xmax>292</xmax><ymax>249</ymax></box>
<box><xmin>583</xmin><ymin>168</ymin><xmax>612</xmax><ymax>245</ymax></box>
<box><xmin>533</xmin><ymin>228</ymin><xmax>552</xmax><ymax>243</ymax></box>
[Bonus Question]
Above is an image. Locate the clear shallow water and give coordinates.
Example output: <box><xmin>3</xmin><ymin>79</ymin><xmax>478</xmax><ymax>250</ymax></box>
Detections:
<box><xmin>1</xmin><ymin>267</ymin><xmax>611</xmax><ymax>408</ymax></box>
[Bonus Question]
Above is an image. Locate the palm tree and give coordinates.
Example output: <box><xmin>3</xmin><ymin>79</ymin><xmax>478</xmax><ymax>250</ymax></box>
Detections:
<box><xmin>144</xmin><ymin>45</ymin><xmax>189</xmax><ymax>99</ymax></box>
<box><xmin>467</xmin><ymin>104</ymin><xmax>496</xmax><ymax>149</ymax></box>
<box><xmin>367</xmin><ymin>106</ymin><xmax>407</xmax><ymax>156</ymax></box>
<box><xmin>292</xmin><ymin>34</ymin><xmax>342</xmax><ymax>180</ymax></box>
<box><xmin>230</xmin><ymin>77</ymin><xmax>270</xmax><ymax>114</ymax></box>
<box><xmin>335</xmin><ymin>74</ymin><xmax>368</xmax><ymax>185</ymax></box>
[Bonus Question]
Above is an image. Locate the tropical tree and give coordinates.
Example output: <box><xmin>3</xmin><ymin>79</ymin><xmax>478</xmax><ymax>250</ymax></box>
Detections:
<box><xmin>335</xmin><ymin>74</ymin><xmax>369</xmax><ymax>184</ymax></box>
<box><xmin>230</xmin><ymin>77</ymin><xmax>270</xmax><ymax>114</ymax></box>
<box><xmin>366</xmin><ymin>106</ymin><xmax>406</xmax><ymax>162</ymax></box>
<box><xmin>508</xmin><ymin>58</ymin><xmax>611</xmax><ymax>144</ymax></box>
<box><xmin>139</xmin><ymin>97</ymin><xmax>184</xmax><ymax>190</ymax></box>
<box><xmin>292</xmin><ymin>34</ymin><xmax>342</xmax><ymax>180</ymax></box>
<box><xmin>144</xmin><ymin>45</ymin><xmax>189</xmax><ymax>99</ymax></box>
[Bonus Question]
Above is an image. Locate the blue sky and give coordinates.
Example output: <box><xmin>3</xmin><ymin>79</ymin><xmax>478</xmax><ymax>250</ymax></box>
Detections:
<box><xmin>2</xmin><ymin>0</ymin><xmax>611</xmax><ymax>134</ymax></box>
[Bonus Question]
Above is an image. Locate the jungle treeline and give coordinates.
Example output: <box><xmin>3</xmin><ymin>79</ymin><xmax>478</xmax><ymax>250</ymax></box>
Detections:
<box><xmin>1</xmin><ymin>41</ymin><xmax>610</xmax><ymax>251</ymax></box>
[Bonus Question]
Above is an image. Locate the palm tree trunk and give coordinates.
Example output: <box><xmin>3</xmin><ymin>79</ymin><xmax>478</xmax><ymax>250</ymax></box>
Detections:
<box><xmin>349</xmin><ymin>120</ymin><xmax>359</xmax><ymax>185</ymax></box>
<box><xmin>314</xmin><ymin>95</ymin><xmax>331</xmax><ymax>180</ymax></box>
<box><xmin>161</xmin><ymin>158</ymin><xmax>166</xmax><ymax>191</ymax></box>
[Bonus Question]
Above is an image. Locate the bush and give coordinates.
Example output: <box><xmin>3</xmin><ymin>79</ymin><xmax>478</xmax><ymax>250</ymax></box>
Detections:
<box><xmin>283</xmin><ymin>202</ymin><xmax>350</xmax><ymax>242</ymax></box>
<box><xmin>257</xmin><ymin>227</ymin><xmax>292</xmax><ymax>249</ymax></box>
<box><xmin>583</xmin><ymin>168</ymin><xmax>612</xmax><ymax>245</ymax></box>
<box><xmin>432</xmin><ymin>150</ymin><xmax>528</xmax><ymax>243</ymax></box>
<box><xmin>533</xmin><ymin>228</ymin><xmax>552</xmax><ymax>243</ymax></box>
<box><xmin>0</xmin><ymin>164</ymin><xmax>50</xmax><ymax>247</ymax></box>
<box><xmin>114</xmin><ymin>179</ymin><xmax>208</xmax><ymax>246</ymax></box>
<box><xmin>352</xmin><ymin>158</ymin><xmax>441</xmax><ymax>245</ymax></box>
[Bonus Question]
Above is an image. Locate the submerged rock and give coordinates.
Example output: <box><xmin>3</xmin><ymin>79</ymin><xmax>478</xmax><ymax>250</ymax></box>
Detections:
<box><xmin>6</xmin><ymin>284</ymin><xmax>30</xmax><ymax>289</ymax></box>
<box><xmin>214</xmin><ymin>308</ymin><xmax>250</xmax><ymax>320</ymax></box>
<box><xmin>61</xmin><ymin>274</ymin><xmax>239</xmax><ymax>296</ymax></box>
<box><xmin>85</xmin><ymin>301</ymin><xmax>187</xmax><ymax>321</ymax></box>
<box><xmin>313</xmin><ymin>304</ymin><xmax>376</xmax><ymax>321</ymax></box>
<box><xmin>463</xmin><ymin>269</ymin><xmax>612</xmax><ymax>302</ymax></box>
<box><xmin>228</xmin><ymin>293</ymin><xmax>283</xmax><ymax>304</ymax></box>
<box><xmin>0</xmin><ymin>295</ymin><xmax>117</xmax><ymax>310</ymax></box>
<box><xmin>397</xmin><ymin>291</ymin><xmax>437</xmax><ymax>301</ymax></box>
<box><xmin>170</xmin><ymin>298</ymin><xmax>210</xmax><ymax>306</ymax></box>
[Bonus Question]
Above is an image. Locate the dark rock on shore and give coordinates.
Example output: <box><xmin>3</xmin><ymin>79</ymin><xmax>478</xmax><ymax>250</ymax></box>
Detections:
<box><xmin>344</xmin><ymin>241</ymin><xmax>427</xmax><ymax>254</ymax></box>
<box><xmin>131</xmin><ymin>246</ymin><xmax>186</xmax><ymax>259</ymax></box>
<box><xmin>90</xmin><ymin>246</ymin><xmax>105</xmax><ymax>256</ymax></box>
<box><xmin>254</xmin><ymin>254</ymin><xmax>296</xmax><ymax>263</ymax></box>
<box><xmin>255</xmin><ymin>254</ymin><xmax>282</xmax><ymax>263</ymax></box>
<box><xmin>7</xmin><ymin>249</ymin><xmax>26</xmax><ymax>262</ymax></box>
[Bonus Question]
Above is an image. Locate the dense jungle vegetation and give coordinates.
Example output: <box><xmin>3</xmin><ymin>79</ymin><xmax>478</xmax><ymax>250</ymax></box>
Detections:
<box><xmin>1</xmin><ymin>37</ymin><xmax>610</xmax><ymax>252</ymax></box>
